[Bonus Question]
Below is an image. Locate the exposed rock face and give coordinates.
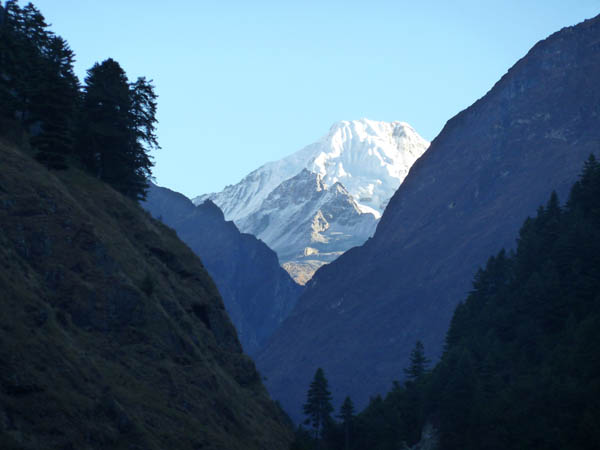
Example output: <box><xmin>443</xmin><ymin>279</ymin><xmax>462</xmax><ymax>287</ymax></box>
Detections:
<box><xmin>238</xmin><ymin>169</ymin><xmax>377</xmax><ymax>284</ymax></box>
<box><xmin>0</xmin><ymin>141</ymin><xmax>292</xmax><ymax>449</ymax></box>
<box><xmin>257</xmin><ymin>15</ymin><xmax>600</xmax><ymax>421</ymax></box>
<box><xmin>195</xmin><ymin>119</ymin><xmax>429</xmax><ymax>282</ymax></box>
<box><xmin>143</xmin><ymin>183</ymin><xmax>303</xmax><ymax>355</ymax></box>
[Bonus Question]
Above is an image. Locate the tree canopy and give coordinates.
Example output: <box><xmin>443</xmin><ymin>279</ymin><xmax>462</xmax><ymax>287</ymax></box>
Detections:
<box><xmin>1</xmin><ymin>0</ymin><xmax>159</xmax><ymax>199</ymax></box>
<box><xmin>78</xmin><ymin>59</ymin><xmax>158</xmax><ymax>200</ymax></box>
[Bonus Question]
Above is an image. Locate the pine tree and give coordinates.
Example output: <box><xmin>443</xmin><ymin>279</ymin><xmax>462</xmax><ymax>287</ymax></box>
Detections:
<box><xmin>31</xmin><ymin>35</ymin><xmax>80</xmax><ymax>168</ymax></box>
<box><xmin>0</xmin><ymin>1</ymin><xmax>43</xmax><ymax>126</ymax></box>
<box><xmin>0</xmin><ymin>1</ymin><xmax>79</xmax><ymax>164</ymax></box>
<box><xmin>567</xmin><ymin>154</ymin><xmax>600</xmax><ymax>222</ymax></box>
<box><xmin>303</xmin><ymin>368</ymin><xmax>334</xmax><ymax>441</ymax></box>
<box><xmin>77</xmin><ymin>58</ymin><xmax>158</xmax><ymax>200</ymax></box>
<box><xmin>404</xmin><ymin>340</ymin><xmax>430</xmax><ymax>382</ymax></box>
<box><xmin>78</xmin><ymin>58</ymin><xmax>131</xmax><ymax>180</ymax></box>
<box><xmin>337</xmin><ymin>396</ymin><xmax>355</xmax><ymax>450</ymax></box>
<box><xmin>6</xmin><ymin>1</ymin><xmax>52</xmax><ymax>125</ymax></box>
<box><xmin>127</xmin><ymin>76</ymin><xmax>159</xmax><ymax>199</ymax></box>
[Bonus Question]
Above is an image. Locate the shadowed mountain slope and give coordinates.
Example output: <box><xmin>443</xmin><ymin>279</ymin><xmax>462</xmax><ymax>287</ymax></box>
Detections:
<box><xmin>0</xmin><ymin>139</ymin><xmax>292</xmax><ymax>449</ymax></box>
<box><xmin>257</xmin><ymin>15</ymin><xmax>600</xmax><ymax>421</ymax></box>
<box><xmin>143</xmin><ymin>183</ymin><xmax>303</xmax><ymax>355</ymax></box>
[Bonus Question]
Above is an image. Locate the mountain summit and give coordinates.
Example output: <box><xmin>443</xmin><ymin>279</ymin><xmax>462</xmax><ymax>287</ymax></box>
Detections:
<box><xmin>239</xmin><ymin>169</ymin><xmax>378</xmax><ymax>284</ymax></box>
<box><xmin>195</xmin><ymin>119</ymin><xmax>429</xmax><ymax>282</ymax></box>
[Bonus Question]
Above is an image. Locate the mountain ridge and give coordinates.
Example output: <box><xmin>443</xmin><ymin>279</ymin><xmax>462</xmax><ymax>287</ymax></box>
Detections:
<box><xmin>195</xmin><ymin>119</ymin><xmax>429</xmax><ymax>219</ymax></box>
<box><xmin>257</xmin><ymin>14</ymin><xmax>600</xmax><ymax>422</ymax></box>
<box><xmin>143</xmin><ymin>183</ymin><xmax>303</xmax><ymax>355</ymax></box>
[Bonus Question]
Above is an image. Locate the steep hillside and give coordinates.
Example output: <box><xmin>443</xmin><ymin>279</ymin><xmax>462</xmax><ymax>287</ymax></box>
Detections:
<box><xmin>310</xmin><ymin>157</ymin><xmax>600</xmax><ymax>450</ymax></box>
<box><xmin>0</xmin><ymin>139</ymin><xmax>292</xmax><ymax>449</ymax></box>
<box><xmin>257</xmin><ymin>15</ymin><xmax>600</xmax><ymax>420</ymax></box>
<box><xmin>143</xmin><ymin>184</ymin><xmax>303</xmax><ymax>355</ymax></box>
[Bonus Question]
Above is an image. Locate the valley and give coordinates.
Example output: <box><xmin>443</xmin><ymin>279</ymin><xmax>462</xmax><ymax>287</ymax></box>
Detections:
<box><xmin>1</xmin><ymin>2</ymin><xmax>599</xmax><ymax>449</ymax></box>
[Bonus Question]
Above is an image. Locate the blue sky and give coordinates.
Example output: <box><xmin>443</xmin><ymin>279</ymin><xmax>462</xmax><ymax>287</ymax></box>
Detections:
<box><xmin>29</xmin><ymin>0</ymin><xmax>600</xmax><ymax>198</ymax></box>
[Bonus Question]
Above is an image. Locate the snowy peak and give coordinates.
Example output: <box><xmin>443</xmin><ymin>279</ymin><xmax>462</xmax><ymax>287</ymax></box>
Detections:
<box><xmin>194</xmin><ymin>119</ymin><xmax>429</xmax><ymax>222</ymax></box>
<box><xmin>193</xmin><ymin>119</ymin><xmax>429</xmax><ymax>282</ymax></box>
<box><xmin>238</xmin><ymin>169</ymin><xmax>377</xmax><ymax>274</ymax></box>
<box><xmin>306</xmin><ymin>119</ymin><xmax>429</xmax><ymax>215</ymax></box>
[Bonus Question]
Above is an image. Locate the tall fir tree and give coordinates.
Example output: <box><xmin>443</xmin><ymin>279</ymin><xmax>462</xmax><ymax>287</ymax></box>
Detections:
<box><xmin>0</xmin><ymin>1</ymin><xmax>79</xmax><ymax>165</ymax></box>
<box><xmin>78</xmin><ymin>58</ymin><xmax>131</xmax><ymax>180</ymax></box>
<box><xmin>337</xmin><ymin>396</ymin><xmax>355</xmax><ymax>450</ymax></box>
<box><xmin>404</xmin><ymin>340</ymin><xmax>430</xmax><ymax>383</ymax></box>
<box><xmin>31</xmin><ymin>35</ymin><xmax>80</xmax><ymax>168</ymax></box>
<box><xmin>78</xmin><ymin>58</ymin><xmax>158</xmax><ymax>200</ymax></box>
<box><xmin>303</xmin><ymin>368</ymin><xmax>334</xmax><ymax>442</ymax></box>
<box><xmin>127</xmin><ymin>76</ymin><xmax>159</xmax><ymax>198</ymax></box>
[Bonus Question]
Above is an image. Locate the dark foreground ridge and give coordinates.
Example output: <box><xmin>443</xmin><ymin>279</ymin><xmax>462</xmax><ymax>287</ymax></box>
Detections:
<box><xmin>0</xmin><ymin>140</ymin><xmax>292</xmax><ymax>449</ymax></box>
<box><xmin>143</xmin><ymin>183</ymin><xmax>303</xmax><ymax>356</ymax></box>
<box><xmin>258</xmin><ymin>14</ymin><xmax>600</xmax><ymax>420</ymax></box>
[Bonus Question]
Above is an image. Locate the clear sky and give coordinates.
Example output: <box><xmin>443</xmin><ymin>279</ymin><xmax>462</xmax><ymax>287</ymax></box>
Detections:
<box><xmin>28</xmin><ymin>0</ymin><xmax>600</xmax><ymax>198</ymax></box>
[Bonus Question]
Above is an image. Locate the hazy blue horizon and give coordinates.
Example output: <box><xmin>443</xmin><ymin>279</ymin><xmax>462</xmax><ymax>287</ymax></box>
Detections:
<box><xmin>28</xmin><ymin>0</ymin><xmax>600</xmax><ymax>198</ymax></box>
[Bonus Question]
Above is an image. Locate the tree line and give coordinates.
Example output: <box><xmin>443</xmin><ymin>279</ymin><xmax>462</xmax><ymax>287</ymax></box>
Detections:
<box><xmin>0</xmin><ymin>0</ymin><xmax>159</xmax><ymax>201</ymax></box>
<box><xmin>293</xmin><ymin>155</ymin><xmax>600</xmax><ymax>449</ymax></box>
<box><xmin>294</xmin><ymin>340</ymin><xmax>430</xmax><ymax>450</ymax></box>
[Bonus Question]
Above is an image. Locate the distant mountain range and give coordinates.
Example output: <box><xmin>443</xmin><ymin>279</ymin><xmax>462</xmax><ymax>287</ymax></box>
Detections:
<box><xmin>257</xmin><ymin>14</ymin><xmax>600</xmax><ymax>421</ymax></box>
<box><xmin>194</xmin><ymin>119</ymin><xmax>429</xmax><ymax>283</ymax></box>
<box><xmin>142</xmin><ymin>184</ymin><xmax>303</xmax><ymax>355</ymax></box>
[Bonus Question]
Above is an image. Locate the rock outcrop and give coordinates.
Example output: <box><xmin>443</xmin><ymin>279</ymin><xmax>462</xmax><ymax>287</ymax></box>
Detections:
<box><xmin>238</xmin><ymin>169</ymin><xmax>377</xmax><ymax>283</ymax></box>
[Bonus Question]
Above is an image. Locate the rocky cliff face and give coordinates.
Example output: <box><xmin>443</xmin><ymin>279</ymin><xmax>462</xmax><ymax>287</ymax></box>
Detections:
<box><xmin>238</xmin><ymin>169</ymin><xmax>377</xmax><ymax>284</ymax></box>
<box><xmin>143</xmin><ymin>183</ymin><xmax>303</xmax><ymax>355</ymax></box>
<box><xmin>0</xmin><ymin>140</ymin><xmax>292</xmax><ymax>449</ymax></box>
<box><xmin>256</xmin><ymin>15</ymin><xmax>600</xmax><ymax>421</ymax></box>
<box><xmin>195</xmin><ymin>119</ymin><xmax>429</xmax><ymax>282</ymax></box>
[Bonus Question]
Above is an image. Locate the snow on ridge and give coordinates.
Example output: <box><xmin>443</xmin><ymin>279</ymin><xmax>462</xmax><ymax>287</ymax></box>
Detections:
<box><xmin>193</xmin><ymin>118</ymin><xmax>430</xmax><ymax>225</ymax></box>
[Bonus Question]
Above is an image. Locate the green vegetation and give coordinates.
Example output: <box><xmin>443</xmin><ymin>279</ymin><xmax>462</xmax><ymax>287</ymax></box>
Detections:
<box><xmin>0</xmin><ymin>0</ymin><xmax>158</xmax><ymax>200</ymax></box>
<box><xmin>0</xmin><ymin>137</ymin><xmax>293</xmax><ymax>449</ymax></box>
<box><xmin>293</xmin><ymin>155</ymin><xmax>600</xmax><ymax>449</ymax></box>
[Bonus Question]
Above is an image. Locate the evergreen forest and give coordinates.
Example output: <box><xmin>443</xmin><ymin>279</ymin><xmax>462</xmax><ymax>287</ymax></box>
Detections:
<box><xmin>0</xmin><ymin>0</ymin><xmax>159</xmax><ymax>200</ymax></box>
<box><xmin>293</xmin><ymin>155</ymin><xmax>600</xmax><ymax>450</ymax></box>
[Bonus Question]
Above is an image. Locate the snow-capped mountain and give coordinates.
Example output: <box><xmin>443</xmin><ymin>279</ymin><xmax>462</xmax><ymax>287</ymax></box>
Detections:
<box><xmin>194</xmin><ymin>118</ymin><xmax>429</xmax><ymax>282</ymax></box>
<box><xmin>237</xmin><ymin>169</ymin><xmax>378</xmax><ymax>283</ymax></box>
<box><xmin>195</xmin><ymin>119</ymin><xmax>429</xmax><ymax>219</ymax></box>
